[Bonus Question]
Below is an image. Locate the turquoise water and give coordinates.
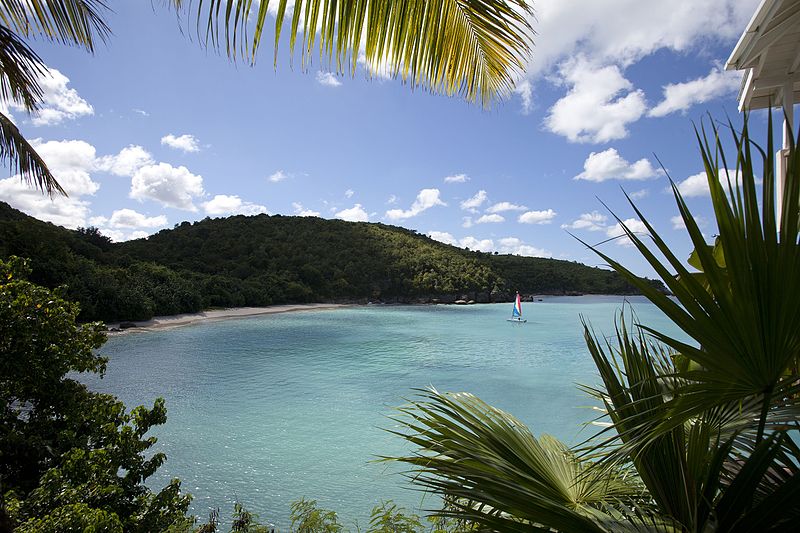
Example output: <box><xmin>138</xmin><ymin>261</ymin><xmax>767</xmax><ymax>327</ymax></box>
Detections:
<box><xmin>83</xmin><ymin>296</ymin><xmax>682</xmax><ymax>529</ymax></box>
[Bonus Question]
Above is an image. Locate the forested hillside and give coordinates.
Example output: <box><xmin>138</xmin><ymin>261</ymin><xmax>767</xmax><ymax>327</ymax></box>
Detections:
<box><xmin>0</xmin><ymin>202</ymin><xmax>663</xmax><ymax>322</ymax></box>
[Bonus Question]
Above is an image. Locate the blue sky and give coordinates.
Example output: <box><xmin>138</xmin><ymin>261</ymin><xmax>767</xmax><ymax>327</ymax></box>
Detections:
<box><xmin>0</xmin><ymin>0</ymin><xmax>773</xmax><ymax>276</ymax></box>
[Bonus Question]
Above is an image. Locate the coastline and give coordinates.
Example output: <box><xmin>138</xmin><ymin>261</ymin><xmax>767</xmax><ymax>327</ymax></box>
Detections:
<box><xmin>105</xmin><ymin>304</ymin><xmax>350</xmax><ymax>334</ymax></box>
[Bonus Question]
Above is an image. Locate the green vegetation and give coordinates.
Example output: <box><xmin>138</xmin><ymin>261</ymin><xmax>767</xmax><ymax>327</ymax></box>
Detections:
<box><xmin>0</xmin><ymin>202</ymin><xmax>659</xmax><ymax>322</ymax></box>
<box><xmin>390</xmin><ymin>119</ymin><xmax>800</xmax><ymax>530</ymax></box>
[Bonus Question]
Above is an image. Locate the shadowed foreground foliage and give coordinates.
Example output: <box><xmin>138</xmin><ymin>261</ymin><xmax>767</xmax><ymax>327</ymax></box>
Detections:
<box><xmin>389</xmin><ymin>117</ymin><xmax>800</xmax><ymax>531</ymax></box>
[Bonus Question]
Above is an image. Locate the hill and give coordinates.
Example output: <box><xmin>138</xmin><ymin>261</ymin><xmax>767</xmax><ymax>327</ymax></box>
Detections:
<box><xmin>0</xmin><ymin>201</ymin><xmax>664</xmax><ymax>322</ymax></box>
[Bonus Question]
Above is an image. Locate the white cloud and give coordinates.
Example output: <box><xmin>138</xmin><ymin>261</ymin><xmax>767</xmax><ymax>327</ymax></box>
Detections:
<box><xmin>268</xmin><ymin>170</ymin><xmax>290</xmax><ymax>183</ymax></box>
<box><xmin>497</xmin><ymin>237</ymin><xmax>552</xmax><ymax>258</ymax></box>
<box><xmin>385</xmin><ymin>188</ymin><xmax>446</xmax><ymax>220</ymax></box>
<box><xmin>671</xmin><ymin>215</ymin><xmax>707</xmax><ymax>230</ymax></box>
<box><xmin>292</xmin><ymin>202</ymin><xmax>320</xmax><ymax>217</ymax></box>
<box><xmin>486</xmin><ymin>201</ymin><xmax>527</xmax><ymax>213</ymax></box>
<box><xmin>476</xmin><ymin>214</ymin><xmax>505</xmax><ymax>224</ymax></box>
<box><xmin>10</xmin><ymin>67</ymin><xmax>94</xmax><ymax>126</ymax></box>
<box><xmin>0</xmin><ymin>177</ymin><xmax>91</xmax><ymax>228</ymax></box>
<box><xmin>444</xmin><ymin>174</ymin><xmax>469</xmax><ymax>183</ymax></box>
<box><xmin>518</xmin><ymin>209</ymin><xmax>557</xmax><ymax>224</ymax></box>
<box><xmin>428</xmin><ymin>231</ymin><xmax>458</xmax><ymax>246</ymax></box>
<box><xmin>522</xmin><ymin>0</ymin><xmax>756</xmax><ymax>78</ymax></box>
<box><xmin>316</xmin><ymin>71</ymin><xmax>342</xmax><ymax>87</ymax></box>
<box><xmin>675</xmin><ymin>169</ymin><xmax>741</xmax><ymax>197</ymax></box>
<box><xmin>561</xmin><ymin>211</ymin><xmax>608</xmax><ymax>231</ymax></box>
<box><xmin>460</xmin><ymin>236</ymin><xmax>495</xmax><ymax>252</ymax></box>
<box><xmin>30</xmin><ymin>139</ymin><xmax>100</xmax><ymax>196</ymax></box>
<box><xmin>161</xmin><ymin>134</ymin><xmax>201</xmax><ymax>153</ymax></box>
<box><xmin>132</xmin><ymin>108</ymin><xmax>149</xmax><ymax>116</ymax></box>
<box><xmin>545</xmin><ymin>57</ymin><xmax>647</xmax><ymax>143</ymax></box>
<box><xmin>335</xmin><ymin>203</ymin><xmax>369</xmax><ymax>222</ymax></box>
<box><xmin>460</xmin><ymin>190</ymin><xmax>488</xmax><ymax>212</ymax></box>
<box><xmin>96</xmin><ymin>145</ymin><xmax>153</xmax><ymax>176</ymax></box>
<box><xmin>202</xmin><ymin>194</ymin><xmax>268</xmax><ymax>216</ymax></box>
<box><xmin>606</xmin><ymin>218</ymin><xmax>648</xmax><ymax>247</ymax></box>
<box><xmin>386</xmin><ymin>194</ymin><xmax>397</xmax><ymax>204</ymax></box>
<box><xmin>629</xmin><ymin>188</ymin><xmax>649</xmax><ymax>199</ymax></box>
<box><xmin>107</xmin><ymin>208</ymin><xmax>167</xmax><ymax>228</ymax></box>
<box><xmin>462</xmin><ymin>216</ymin><xmax>473</xmax><ymax>228</ymax></box>
<box><xmin>574</xmin><ymin>148</ymin><xmax>662</xmax><ymax>182</ymax></box>
<box><xmin>130</xmin><ymin>162</ymin><xmax>204</xmax><ymax>211</ymax></box>
<box><xmin>345</xmin><ymin>188</ymin><xmax>355</xmax><ymax>198</ymax></box>
<box><xmin>515</xmin><ymin>80</ymin><xmax>533</xmax><ymax>114</ymax></box>
<box><xmin>649</xmin><ymin>67</ymin><xmax>741</xmax><ymax>117</ymax></box>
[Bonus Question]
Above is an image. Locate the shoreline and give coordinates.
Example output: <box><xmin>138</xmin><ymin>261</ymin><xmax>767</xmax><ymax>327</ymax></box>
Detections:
<box><xmin>105</xmin><ymin>304</ymin><xmax>350</xmax><ymax>334</ymax></box>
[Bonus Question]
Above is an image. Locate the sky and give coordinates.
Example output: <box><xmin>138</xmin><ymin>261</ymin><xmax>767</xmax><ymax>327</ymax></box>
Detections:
<box><xmin>0</xmin><ymin>0</ymin><xmax>776</xmax><ymax>277</ymax></box>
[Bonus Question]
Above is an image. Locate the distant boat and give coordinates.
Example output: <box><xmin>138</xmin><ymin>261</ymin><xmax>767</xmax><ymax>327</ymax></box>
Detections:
<box><xmin>507</xmin><ymin>292</ymin><xmax>527</xmax><ymax>323</ymax></box>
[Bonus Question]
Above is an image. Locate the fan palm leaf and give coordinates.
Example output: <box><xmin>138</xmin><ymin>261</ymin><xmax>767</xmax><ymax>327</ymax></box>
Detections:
<box><xmin>388</xmin><ymin>388</ymin><xmax>673</xmax><ymax>532</ymax></box>
<box><xmin>170</xmin><ymin>0</ymin><xmax>534</xmax><ymax>106</ymax></box>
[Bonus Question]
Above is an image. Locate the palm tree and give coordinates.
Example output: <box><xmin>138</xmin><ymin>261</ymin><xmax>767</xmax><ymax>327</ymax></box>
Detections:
<box><xmin>1</xmin><ymin>0</ymin><xmax>533</xmax><ymax>195</ymax></box>
<box><xmin>390</xmin><ymin>115</ymin><xmax>800</xmax><ymax>532</ymax></box>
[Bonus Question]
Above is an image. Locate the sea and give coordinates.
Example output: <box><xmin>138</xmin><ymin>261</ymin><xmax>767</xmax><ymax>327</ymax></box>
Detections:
<box><xmin>82</xmin><ymin>296</ymin><xmax>684</xmax><ymax>529</ymax></box>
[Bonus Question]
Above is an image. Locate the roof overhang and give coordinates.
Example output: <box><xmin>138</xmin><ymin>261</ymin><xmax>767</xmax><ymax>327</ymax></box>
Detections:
<box><xmin>726</xmin><ymin>0</ymin><xmax>800</xmax><ymax>110</ymax></box>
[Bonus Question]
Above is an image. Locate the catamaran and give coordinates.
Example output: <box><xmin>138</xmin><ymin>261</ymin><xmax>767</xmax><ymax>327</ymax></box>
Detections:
<box><xmin>507</xmin><ymin>292</ymin><xmax>527</xmax><ymax>323</ymax></box>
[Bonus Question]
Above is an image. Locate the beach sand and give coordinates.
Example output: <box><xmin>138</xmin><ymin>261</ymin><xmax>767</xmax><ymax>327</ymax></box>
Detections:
<box><xmin>105</xmin><ymin>304</ymin><xmax>349</xmax><ymax>333</ymax></box>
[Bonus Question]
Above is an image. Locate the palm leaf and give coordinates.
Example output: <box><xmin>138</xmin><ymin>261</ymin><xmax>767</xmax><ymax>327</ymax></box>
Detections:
<box><xmin>387</xmin><ymin>387</ymin><xmax>665</xmax><ymax>533</ymax></box>
<box><xmin>170</xmin><ymin>0</ymin><xmax>534</xmax><ymax>106</ymax></box>
<box><xmin>0</xmin><ymin>0</ymin><xmax>110</xmax><ymax>53</ymax></box>
<box><xmin>0</xmin><ymin>25</ymin><xmax>47</xmax><ymax>111</ymax></box>
<box><xmin>0</xmin><ymin>111</ymin><xmax>63</xmax><ymax>195</ymax></box>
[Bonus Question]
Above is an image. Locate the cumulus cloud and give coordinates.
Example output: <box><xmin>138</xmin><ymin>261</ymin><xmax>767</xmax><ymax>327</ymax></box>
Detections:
<box><xmin>96</xmin><ymin>145</ymin><xmax>153</xmax><ymax>176</ymax></box>
<box><xmin>130</xmin><ymin>163</ymin><xmax>204</xmax><ymax>211</ymax></box>
<box><xmin>649</xmin><ymin>68</ymin><xmax>741</xmax><ymax>117</ymax></box>
<box><xmin>386</xmin><ymin>194</ymin><xmax>397</xmax><ymax>204</ymax></box>
<box><xmin>476</xmin><ymin>214</ymin><xmax>505</xmax><ymax>224</ymax></box>
<box><xmin>518</xmin><ymin>209</ymin><xmax>557</xmax><ymax>224</ymax></box>
<box><xmin>675</xmin><ymin>169</ymin><xmax>740</xmax><ymax>197</ymax></box>
<box><xmin>336</xmin><ymin>204</ymin><xmax>369</xmax><ymax>222</ymax></box>
<box><xmin>606</xmin><ymin>218</ymin><xmax>648</xmax><ymax>247</ymax></box>
<box><xmin>671</xmin><ymin>214</ymin><xmax>708</xmax><ymax>230</ymax></box>
<box><xmin>30</xmin><ymin>139</ymin><xmax>100</xmax><ymax>196</ymax></box>
<box><xmin>0</xmin><ymin>178</ymin><xmax>91</xmax><ymax>228</ymax></box>
<box><xmin>316</xmin><ymin>71</ymin><xmax>342</xmax><ymax>87</ymax></box>
<box><xmin>460</xmin><ymin>236</ymin><xmax>495</xmax><ymax>252</ymax></box>
<box><xmin>629</xmin><ymin>188</ymin><xmax>649</xmax><ymax>199</ymax></box>
<box><xmin>345</xmin><ymin>189</ymin><xmax>355</xmax><ymax>198</ymax></box>
<box><xmin>427</xmin><ymin>231</ymin><xmax>458</xmax><ymax>246</ymax></box>
<box><xmin>462</xmin><ymin>216</ymin><xmax>473</xmax><ymax>228</ymax></box>
<box><xmin>385</xmin><ymin>188</ymin><xmax>446</xmax><ymax>220</ymax></box>
<box><xmin>486</xmin><ymin>201</ymin><xmax>527</xmax><ymax>213</ymax></box>
<box><xmin>561</xmin><ymin>211</ymin><xmax>608</xmax><ymax>231</ymax></box>
<box><xmin>7</xmin><ymin>67</ymin><xmax>94</xmax><ymax>126</ymax></box>
<box><xmin>107</xmin><ymin>208</ymin><xmax>167</xmax><ymax>228</ymax></box>
<box><xmin>497</xmin><ymin>237</ymin><xmax>552</xmax><ymax>257</ymax></box>
<box><xmin>460</xmin><ymin>190</ymin><xmax>488</xmax><ymax>212</ymax></box>
<box><xmin>522</xmin><ymin>0</ymin><xmax>755</xmax><ymax>77</ymax></box>
<box><xmin>574</xmin><ymin>148</ymin><xmax>662</xmax><ymax>182</ymax></box>
<box><xmin>545</xmin><ymin>57</ymin><xmax>647</xmax><ymax>143</ymax></box>
<box><xmin>444</xmin><ymin>174</ymin><xmax>469</xmax><ymax>183</ymax></box>
<box><xmin>292</xmin><ymin>202</ymin><xmax>320</xmax><ymax>217</ymax></box>
<box><xmin>161</xmin><ymin>134</ymin><xmax>201</xmax><ymax>153</ymax></box>
<box><xmin>202</xmin><ymin>194</ymin><xmax>268</xmax><ymax>216</ymax></box>
<box><xmin>515</xmin><ymin>80</ymin><xmax>533</xmax><ymax>114</ymax></box>
<box><xmin>268</xmin><ymin>170</ymin><xmax>290</xmax><ymax>183</ymax></box>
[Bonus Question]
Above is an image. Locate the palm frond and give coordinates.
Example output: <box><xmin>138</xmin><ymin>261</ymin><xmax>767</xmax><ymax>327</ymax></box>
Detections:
<box><xmin>0</xmin><ymin>111</ymin><xmax>63</xmax><ymax>196</ymax></box>
<box><xmin>170</xmin><ymin>0</ymin><xmax>534</xmax><ymax>106</ymax></box>
<box><xmin>0</xmin><ymin>0</ymin><xmax>110</xmax><ymax>52</ymax></box>
<box><xmin>0</xmin><ymin>25</ymin><xmax>47</xmax><ymax>112</ymax></box>
<box><xmin>387</xmin><ymin>387</ymin><xmax>657</xmax><ymax>533</ymax></box>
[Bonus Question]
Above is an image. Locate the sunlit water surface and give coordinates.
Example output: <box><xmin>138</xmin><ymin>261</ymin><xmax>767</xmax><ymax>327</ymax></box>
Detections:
<box><xmin>83</xmin><ymin>296</ymin><xmax>682</xmax><ymax>529</ymax></box>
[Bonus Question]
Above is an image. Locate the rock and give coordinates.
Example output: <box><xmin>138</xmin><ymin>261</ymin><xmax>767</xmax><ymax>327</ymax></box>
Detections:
<box><xmin>455</xmin><ymin>300</ymin><xmax>467</xmax><ymax>305</ymax></box>
<box><xmin>467</xmin><ymin>300</ymin><xmax>475</xmax><ymax>305</ymax></box>
<box><xmin>119</xmin><ymin>321</ymin><xmax>138</xmax><ymax>329</ymax></box>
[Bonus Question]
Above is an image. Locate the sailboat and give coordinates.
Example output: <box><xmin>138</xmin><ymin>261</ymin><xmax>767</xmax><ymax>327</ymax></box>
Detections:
<box><xmin>507</xmin><ymin>292</ymin><xmax>527</xmax><ymax>323</ymax></box>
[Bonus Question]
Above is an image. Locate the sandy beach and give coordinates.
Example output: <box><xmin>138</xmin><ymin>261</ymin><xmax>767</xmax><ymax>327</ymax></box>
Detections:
<box><xmin>105</xmin><ymin>304</ymin><xmax>349</xmax><ymax>333</ymax></box>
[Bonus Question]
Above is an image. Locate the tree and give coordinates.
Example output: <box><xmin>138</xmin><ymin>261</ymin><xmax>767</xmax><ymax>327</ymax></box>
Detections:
<box><xmin>0</xmin><ymin>256</ymin><xmax>191</xmax><ymax>531</ymax></box>
<box><xmin>390</xmin><ymin>116</ymin><xmax>800</xmax><ymax>531</ymax></box>
<box><xmin>2</xmin><ymin>0</ymin><xmax>532</xmax><ymax>195</ymax></box>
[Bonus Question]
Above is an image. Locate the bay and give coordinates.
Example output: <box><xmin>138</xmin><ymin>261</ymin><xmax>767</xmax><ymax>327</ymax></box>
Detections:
<box><xmin>82</xmin><ymin>296</ymin><xmax>683</xmax><ymax>529</ymax></box>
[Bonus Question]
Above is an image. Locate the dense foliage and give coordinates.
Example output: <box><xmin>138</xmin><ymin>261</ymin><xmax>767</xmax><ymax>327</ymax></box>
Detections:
<box><xmin>0</xmin><ymin>202</ymin><xmax>658</xmax><ymax>322</ymax></box>
<box><xmin>0</xmin><ymin>257</ymin><xmax>191</xmax><ymax>531</ymax></box>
